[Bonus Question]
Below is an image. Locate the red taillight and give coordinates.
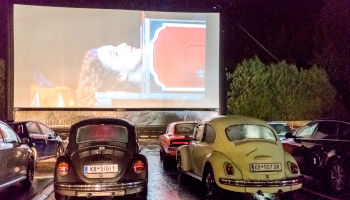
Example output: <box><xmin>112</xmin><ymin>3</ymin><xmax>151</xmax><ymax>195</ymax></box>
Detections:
<box><xmin>57</xmin><ymin>162</ymin><xmax>69</xmax><ymax>176</ymax></box>
<box><xmin>225</xmin><ymin>163</ymin><xmax>234</xmax><ymax>176</ymax></box>
<box><xmin>288</xmin><ymin>161</ymin><xmax>299</xmax><ymax>174</ymax></box>
<box><xmin>134</xmin><ymin>160</ymin><xmax>145</xmax><ymax>174</ymax></box>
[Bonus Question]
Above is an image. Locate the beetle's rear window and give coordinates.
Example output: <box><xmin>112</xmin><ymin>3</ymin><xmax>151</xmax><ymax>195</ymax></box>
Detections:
<box><xmin>76</xmin><ymin>125</ymin><xmax>128</xmax><ymax>144</ymax></box>
<box><xmin>175</xmin><ymin>123</ymin><xmax>197</xmax><ymax>135</ymax></box>
<box><xmin>226</xmin><ymin>124</ymin><xmax>277</xmax><ymax>141</ymax></box>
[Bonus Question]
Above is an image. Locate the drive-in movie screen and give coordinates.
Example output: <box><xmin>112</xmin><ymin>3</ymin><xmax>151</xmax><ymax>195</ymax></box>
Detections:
<box><xmin>13</xmin><ymin>5</ymin><xmax>220</xmax><ymax>108</ymax></box>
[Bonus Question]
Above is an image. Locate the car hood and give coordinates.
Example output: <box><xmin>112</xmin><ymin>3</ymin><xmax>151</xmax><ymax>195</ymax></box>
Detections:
<box><xmin>226</xmin><ymin>140</ymin><xmax>287</xmax><ymax>180</ymax></box>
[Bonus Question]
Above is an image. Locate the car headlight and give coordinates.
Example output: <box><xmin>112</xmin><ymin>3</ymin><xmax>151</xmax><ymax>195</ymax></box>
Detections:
<box><xmin>287</xmin><ymin>161</ymin><xmax>299</xmax><ymax>174</ymax></box>
<box><xmin>224</xmin><ymin>162</ymin><xmax>234</xmax><ymax>176</ymax></box>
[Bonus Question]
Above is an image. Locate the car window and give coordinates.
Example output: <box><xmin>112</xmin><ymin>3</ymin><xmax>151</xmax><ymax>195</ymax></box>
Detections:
<box><xmin>226</xmin><ymin>124</ymin><xmax>276</xmax><ymax>141</ymax></box>
<box><xmin>9</xmin><ymin>124</ymin><xmax>24</xmax><ymax>137</ymax></box>
<box><xmin>202</xmin><ymin>124</ymin><xmax>216</xmax><ymax>143</ymax></box>
<box><xmin>338</xmin><ymin>122</ymin><xmax>350</xmax><ymax>140</ymax></box>
<box><xmin>175</xmin><ymin>123</ymin><xmax>196</xmax><ymax>135</ymax></box>
<box><xmin>76</xmin><ymin>125</ymin><xmax>128</xmax><ymax>143</ymax></box>
<box><xmin>194</xmin><ymin>124</ymin><xmax>204</xmax><ymax>141</ymax></box>
<box><xmin>38</xmin><ymin>123</ymin><xmax>53</xmax><ymax>135</ymax></box>
<box><xmin>0</xmin><ymin>123</ymin><xmax>19</xmax><ymax>143</ymax></box>
<box><xmin>270</xmin><ymin>124</ymin><xmax>292</xmax><ymax>135</ymax></box>
<box><xmin>26</xmin><ymin>122</ymin><xmax>41</xmax><ymax>134</ymax></box>
<box><xmin>0</xmin><ymin>130</ymin><xmax>5</xmax><ymax>143</ymax></box>
<box><xmin>295</xmin><ymin>122</ymin><xmax>318</xmax><ymax>138</ymax></box>
<box><xmin>313</xmin><ymin>121</ymin><xmax>338</xmax><ymax>139</ymax></box>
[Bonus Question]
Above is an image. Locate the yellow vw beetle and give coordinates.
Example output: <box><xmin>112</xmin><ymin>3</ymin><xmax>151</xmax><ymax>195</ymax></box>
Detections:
<box><xmin>176</xmin><ymin>115</ymin><xmax>304</xmax><ymax>199</ymax></box>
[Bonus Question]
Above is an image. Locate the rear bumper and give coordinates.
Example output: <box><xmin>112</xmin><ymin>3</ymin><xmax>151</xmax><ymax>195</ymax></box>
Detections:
<box><xmin>219</xmin><ymin>175</ymin><xmax>304</xmax><ymax>187</ymax></box>
<box><xmin>54</xmin><ymin>179</ymin><xmax>147</xmax><ymax>197</ymax></box>
<box><xmin>218</xmin><ymin>176</ymin><xmax>304</xmax><ymax>194</ymax></box>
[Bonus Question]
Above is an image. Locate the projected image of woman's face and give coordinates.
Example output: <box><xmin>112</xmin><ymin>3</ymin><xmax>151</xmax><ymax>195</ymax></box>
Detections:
<box><xmin>97</xmin><ymin>43</ymin><xmax>142</xmax><ymax>75</ymax></box>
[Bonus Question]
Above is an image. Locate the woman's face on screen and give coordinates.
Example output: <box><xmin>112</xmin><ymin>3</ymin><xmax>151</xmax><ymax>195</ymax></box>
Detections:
<box><xmin>97</xmin><ymin>43</ymin><xmax>142</xmax><ymax>74</ymax></box>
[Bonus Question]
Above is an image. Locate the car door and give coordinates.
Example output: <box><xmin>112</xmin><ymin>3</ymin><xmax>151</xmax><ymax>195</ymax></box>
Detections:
<box><xmin>195</xmin><ymin>124</ymin><xmax>216</xmax><ymax>176</ymax></box>
<box><xmin>0</xmin><ymin>123</ymin><xmax>25</xmax><ymax>182</ymax></box>
<box><xmin>0</xmin><ymin>130</ymin><xmax>9</xmax><ymax>186</ymax></box>
<box><xmin>26</xmin><ymin>121</ymin><xmax>47</xmax><ymax>159</ymax></box>
<box><xmin>337</xmin><ymin>122</ymin><xmax>350</xmax><ymax>161</ymax></box>
<box><xmin>283</xmin><ymin>121</ymin><xmax>318</xmax><ymax>165</ymax></box>
<box><xmin>189</xmin><ymin>124</ymin><xmax>204</xmax><ymax>175</ymax></box>
<box><xmin>38</xmin><ymin>122</ymin><xmax>57</xmax><ymax>157</ymax></box>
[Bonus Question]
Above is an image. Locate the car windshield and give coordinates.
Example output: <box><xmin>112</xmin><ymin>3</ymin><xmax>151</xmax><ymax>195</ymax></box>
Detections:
<box><xmin>269</xmin><ymin>124</ymin><xmax>292</xmax><ymax>135</ymax></box>
<box><xmin>226</xmin><ymin>124</ymin><xmax>277</xmax><ymax>141</ymax></box>
<box><xmin>76</xmin><ymin>124</ymin><xmax>128</xmax><ymax>144</ymax></box>
<box><xmin>175</xmin><ymin>123</ymin><xmax>196</xmax><ymax>135</ymax></box>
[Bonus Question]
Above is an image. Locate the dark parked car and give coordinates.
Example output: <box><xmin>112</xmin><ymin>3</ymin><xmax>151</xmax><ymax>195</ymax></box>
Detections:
<box><xmin>54</xmin><ymin>118</ymin><xmax>148</xmax><ymax>200</ymax></box>
<box><xmin>0</xmin><ymin>120</ymin><xmax>35</xmax><ymax>189</ymax></box>
<box><xmin>8</xmin><ymin>121</ymin><xmax>64</xmax><ymax>163</ymax></box>
<box><xmin>267</xmin><ymin>121</ymin><xmax>293</xmax><ymax>140</ymax></box>
<box><xmin>282</xmin><ymin>119</ymin><xmax>350</xmax><ymax>192</ymax></box>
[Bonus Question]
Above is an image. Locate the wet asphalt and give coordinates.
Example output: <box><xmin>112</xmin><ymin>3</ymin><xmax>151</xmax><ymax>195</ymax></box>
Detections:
<box><xmin>0</xmin><ymin>139</ymin><xmax>348</xmax><ymax>200</ymax></box>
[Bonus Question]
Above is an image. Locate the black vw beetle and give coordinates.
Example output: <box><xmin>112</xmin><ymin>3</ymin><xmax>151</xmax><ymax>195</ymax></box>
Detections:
<box><xmin>54</xmin><ymin>118</ymin><xmax>148</xmax><ymax>199</ymax></box>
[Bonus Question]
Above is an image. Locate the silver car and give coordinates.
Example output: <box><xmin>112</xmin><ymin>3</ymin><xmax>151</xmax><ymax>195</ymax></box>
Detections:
<box><xmin>0</xmin><ymin>120</ymin><xmax>35</xmax><ymax>189</ymax></box>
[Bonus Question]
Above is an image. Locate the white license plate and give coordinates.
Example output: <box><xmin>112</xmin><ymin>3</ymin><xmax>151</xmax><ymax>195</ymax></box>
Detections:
<box><xmin>250</xmin><ymin>163</ymin><xmax>281</xmax><ymax>172</ymax></box>
<box><xmin>84</xmin><ymin>164</ymin><xmax>118</xmax><ymax>174</ymax></box>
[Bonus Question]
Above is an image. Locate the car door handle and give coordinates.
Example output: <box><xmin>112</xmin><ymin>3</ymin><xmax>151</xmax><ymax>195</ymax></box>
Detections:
<box><xmin>195</xmin><ymin>146</ymin><xmax>199</xmax><ymax>149</ymax></box>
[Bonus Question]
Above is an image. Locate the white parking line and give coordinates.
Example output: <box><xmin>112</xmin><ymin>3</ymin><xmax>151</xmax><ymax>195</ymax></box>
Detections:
<box><xmin>31</xmin><ymin>182</ymin><xmax>54</xmax><ymax>200</ymax></box>
<box><xmin>301</xmin><ymin>187</ymin><xmax>340</xmax><ymax>200</ymax></box>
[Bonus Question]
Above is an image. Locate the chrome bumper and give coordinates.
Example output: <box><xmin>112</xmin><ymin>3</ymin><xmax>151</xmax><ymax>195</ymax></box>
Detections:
<box><xmin>55</xmin><ymin>179</ymin><xmax>147</xmax><ymax>191</ymax></box>
<box><xmin>54</xmin><ymin>179</ymin><xmax>147</xmax><ymax>197</ymax></box>
<box><xmin>219</xmin><ymin>176</ymin><xmax>304</xmax><ymax>187</ymax></box>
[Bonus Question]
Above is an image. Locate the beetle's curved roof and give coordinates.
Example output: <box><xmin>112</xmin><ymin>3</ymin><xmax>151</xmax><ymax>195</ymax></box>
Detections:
<box><xmin>206</xmin><ymin>115</ymin><xmax>269</xmax><ymax>127</ymax></box>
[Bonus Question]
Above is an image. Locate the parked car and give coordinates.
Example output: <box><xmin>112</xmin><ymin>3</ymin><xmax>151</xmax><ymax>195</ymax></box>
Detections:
<box><xmin>0</xmin><ymin>120</ymin><xmax>35</xmax><ymax>189</ymax></box>
<box><xmin>54</xmin><ymin>118</ymin><xmax>148</xmax><ymax>200</ymax></box>
<box><xmin>159</xmin><ymin>121</ymin><xmax>197</xmax><ymax>167</ymax></box>
<box><xmin>7</xmin><ymin>121</ymin><xmax>64</xmax><ymax>163</ymax></box>
<box><xmin>282</xmin><ymin>119</ymin><xmax>350</xmax><ymax>192</ymax></box>
<box><xmin>267</xmin><ymin>121</ymin><xmax>293</xmax><ymax>140</ymax></box>
<box><xmin>176</xmin><ymin>115</ymin><xmax>304</xmax><ymax>199</ymax></box>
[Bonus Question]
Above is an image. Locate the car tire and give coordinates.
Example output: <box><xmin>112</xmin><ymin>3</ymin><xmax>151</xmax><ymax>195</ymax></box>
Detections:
<box><xmin>136</xmin><ymin>188</ymin><xmax>148</xmax><ymax>199</ymax></box>
<box><xmin>21</xmin><ymin>158</ymin><xmax>34</xmax><ymax>186</ymax></box>
<box><xmin>161</xmin><ymin>150</ymin><xmax>170</xmax><ymax>169</ymax></box>
<box><xmin>204</xmin><ymin>165</ymin><xmax>222</xmax><ymax>200</ymax></box>
<box><xmin>176</xmin><ymin>152</ymin><xmax>185</xmax><ymax>182</ymax></box>
<box><xmin>328</xmin><ymin>161</ymin><xmax>348</xmax><ymax>192</ymax></box>
<box><xmin>56</xmin><ymin>145</ymin><xmax>64</xmax><ymax>158</ymax></box>
<box><xmin>55</xmin><ymin>192</ymin><xmax>68</xmax><ymax>200</ymax></box>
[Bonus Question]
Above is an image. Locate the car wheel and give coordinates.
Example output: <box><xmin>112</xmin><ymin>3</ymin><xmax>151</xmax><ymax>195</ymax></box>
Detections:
<box><xmin>204</xmin><ymin>166</ymin><xmax>222</xmax><ymax>200</ymax></box>
<box><xmin>22</xmin><ymin>158</ymin><xmax>34</xmax><ymax>186</ymax></box>
<box><xmin>55</xmin><ymin>191</ymin><xmax>68</xmax><ymax>200</ymax></box>
<box><xmin>159</xmin><ymin>149</ymin><xmax>163</xmax><ymax>160</ymax></box>
<box><xmin>162</xmin><ymin>151</ymin><xmax>170</xmax><ymax>169</ymax></box>
<box><xmin>176</xmin><ymin>152</ymin><xmax>185</xmax><ymax>181</ymax></box>
<box><xmin>56</xmin><ymin>145</ymin><xmax>64</xmax><ymax>158</ymax></box>
<box><xmin>328</xmin><ymin>161</ymin><xmax>347</xmax><ymax>192</ymax></box>
<box><xmin>136</xmin><ymin>188</ymin><xmax>148</xmax><ymax>199</ymax></box>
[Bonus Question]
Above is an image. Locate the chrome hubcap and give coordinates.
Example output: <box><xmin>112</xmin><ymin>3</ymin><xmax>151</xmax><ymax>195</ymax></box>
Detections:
<box><xmin>206</xmin><ymin>172</ymin><xmax>214</xmax><ymax>196</ymax></box>
<box><xmin>330</xmin><ymin>164</ymin><xmax>345</xmax><ymax>191</ymax></box>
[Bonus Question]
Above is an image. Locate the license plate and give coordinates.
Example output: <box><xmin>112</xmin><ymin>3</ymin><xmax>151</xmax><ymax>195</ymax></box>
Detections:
<box><xmin>250</xmin><ymin>163</ymin><xmax>281</xmax><ymax>172</ymax></box>
<box><xmin>84</xmin><ymin>164</ymin><xmax>118</xmax><ymax>174</ymax></box>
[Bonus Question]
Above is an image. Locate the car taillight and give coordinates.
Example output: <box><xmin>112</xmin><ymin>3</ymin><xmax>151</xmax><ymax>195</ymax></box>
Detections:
<box><xmin>225</xmin><ymin>162</ymin><xmax>234</xmax><ymax>176</ymax></box>
<box><xmin>57</xmin><ymin>162</ymin><xmax>69</xmax><ymax>176</ymax></box>
<box><xmin>134</xmin><ymin>160</ymin><xmax>145</xmax><ymax>174</ymax></box>
<box><xmin>288</xmin><ymin>161</ymin><xmax>299</xmax><ymax>174</ymax></box>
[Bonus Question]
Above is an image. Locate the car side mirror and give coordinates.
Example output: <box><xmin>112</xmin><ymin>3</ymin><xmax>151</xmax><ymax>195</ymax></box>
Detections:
<box><xmin>285</xmin><ymin>132</ymin><xmax>294</xmax><ymax>139</ymax></box>
<box><xmin>22</xmin><ymin>138</ymin><xmax>30</xmax><ymax>144</ymax></box>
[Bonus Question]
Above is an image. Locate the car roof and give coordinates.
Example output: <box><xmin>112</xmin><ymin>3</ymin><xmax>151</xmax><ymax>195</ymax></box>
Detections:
<box><xmin>206</xmin><ymin>115</ymin><xmax>268</xmax><ymax>127</ymax></box>
<box><xmin>312</xmin><ymin>118</ymin><xmax>350</xmax><ymax>123</ymax></box>
<box><xmin>169</xmin><ymin>121</ymin><xmax>198</xmax><ymax>126</ymax></box>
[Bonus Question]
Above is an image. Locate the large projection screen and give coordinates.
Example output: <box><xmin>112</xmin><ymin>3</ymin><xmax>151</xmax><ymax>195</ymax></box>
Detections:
<box><xmin>13</xmin><ymin>5</ymin><xmax>220</xmax><ymax>108</ymax></box>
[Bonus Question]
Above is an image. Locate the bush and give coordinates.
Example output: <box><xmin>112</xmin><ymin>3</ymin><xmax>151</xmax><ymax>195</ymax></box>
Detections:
<box><xmin>227</xmin><ymin>56</ymin><xmax>336</xmax><ymax>120</ymax></box>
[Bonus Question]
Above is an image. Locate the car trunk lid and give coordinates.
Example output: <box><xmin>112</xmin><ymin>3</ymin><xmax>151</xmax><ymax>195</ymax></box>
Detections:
<box><xmin>71</xmin><ymin>144</ymin><xmax>133</xmax><ymax>183</ymax></box>
<box><xmin>227</xmin><ymin>140</ymin><xmax>286</xmax><ymax>180</ymax></box>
